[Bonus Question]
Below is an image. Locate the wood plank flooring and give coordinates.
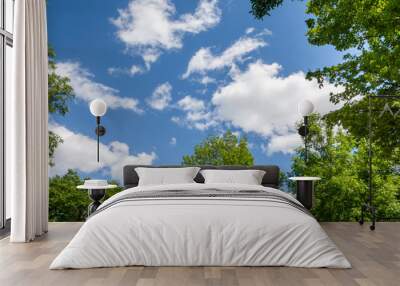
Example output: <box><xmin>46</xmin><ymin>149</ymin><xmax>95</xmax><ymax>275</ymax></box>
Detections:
<box><xmin>0</xmin><ymin>222</ymin><xmax>399</xmax><ymax>286</ymax></box>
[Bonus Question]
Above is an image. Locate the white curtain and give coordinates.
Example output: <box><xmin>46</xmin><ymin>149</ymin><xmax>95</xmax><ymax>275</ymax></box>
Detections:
<box><xmin>8</xmin><ymin>0</ymin><xmax>49</xmax><ymax>242</ymax></box>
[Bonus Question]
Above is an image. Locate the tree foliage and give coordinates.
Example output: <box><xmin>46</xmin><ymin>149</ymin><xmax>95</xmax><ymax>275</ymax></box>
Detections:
<box><xmin>290</xmin><ymin>114</ymin><xmax>400</xmax><ymax>221</ymax></box>
<box><xmin>48</xmin><ymin>46</ymin><xmax>74</xmax><ymax>115</ymax></box>
<box><xmin>48</xmin><ymin>45</ymin><xmax>74</xmax><ymax>165</ymax></box>
<box><xmin>305</xmin><ymin>0</ymin><xmax>400</xmax><ymax>151</ymax></box>
<box><xmin>182</xmin><ymin>131</ymin><xmax>254</xmax><ymax>166</ymax></box>
<box><xmin>49</xmin><ymin>170</ymin><xmax>122</xmax><ymax>221</ymax></box>
<box><xmin>326</xmin><ymin>97</ymin><xmax>400</xmax><ymax>158</ymax></box>
<box><xmin>250</xmin><ymin>0</ymin><xmax>284</xmax><ymax>18</ymax></box>
<box><xmin>250</xmin><ymin>0</ymin><xmax>400</xmax><ymax>154</ymax></box>
<box><xmin>48</xmin><ymin>131</ymin><xmax>63</xmax><ymax>167</ymax></box>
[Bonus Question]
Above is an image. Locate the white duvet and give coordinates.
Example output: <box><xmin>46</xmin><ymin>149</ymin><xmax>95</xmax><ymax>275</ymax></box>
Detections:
<box><xmin>50</xmin><ymin>183</ymin><xmax>351</xmax><ymax>269</ymax></box>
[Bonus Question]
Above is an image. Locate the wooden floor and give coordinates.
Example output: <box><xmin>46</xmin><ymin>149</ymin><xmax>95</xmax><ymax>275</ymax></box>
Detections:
<box><xmin>0</xmin><ymin>222</ymin><xmax>399</xmax><ymax>286</ymax></box>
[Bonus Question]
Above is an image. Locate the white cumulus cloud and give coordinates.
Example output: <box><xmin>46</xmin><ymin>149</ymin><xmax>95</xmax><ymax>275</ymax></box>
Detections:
<box><xmin>108</xmin><ymin>65</ymin><xmax>145</xmax><ymax>77</ymax></box>
<box><xmin>169</xmin><ymin>137</ymin><xmax>177</xmax><ymax>145</ymax></box>
<box><xmin>111</xmin><ymin>0</ymin><xmax>221</xmax><ymax>71</ymax></box>
<box><xmin>173</xmin><ymin>96</ymin><xmax>217</xmax><ymax>131</ymax></box>
<box><xmin>198</xmin><ymin>76</ymin><xmax>216</xmax><ymax>85</ymax></box>
<box><xmin>262</xmin><ymin>133</ymin><xmax>303</xmax><ymax>156</ymax></box>
<box><xmin>211</xmin><ymin>60</ymin><xmax>343</xmax><ymax>155</ymax></box>
<box><xmin>49</xmin><ymin>123</ymin><xmax>156</xmax><ymax>182</ymax></box>
<box><xmin>182</xmin><ymin>36</ymin><xmax>267</xmax><ymax>78</ymax></box>
<box><xmin>147</xmin><ymin>82</ymin><xmax>172</xmax><ymax>110</ymax></box>
<box><xmin>56</xmin><ymin>61</ymin><xmax>143</xmax><ymax>113</ymax></box>
<box><xmin>245</xmin><ymin>27</ymin><xmax>255</xmax><ymax>34</ymax></box>
<box><xmin>177</xmin><ymin>95</ymin><xmax>205</xmax><ymax>111</ymax></box>
<box><xmin>256</xmin><ymin>28</ymin><xmax>272</xmax><ymax>37</ymax></box>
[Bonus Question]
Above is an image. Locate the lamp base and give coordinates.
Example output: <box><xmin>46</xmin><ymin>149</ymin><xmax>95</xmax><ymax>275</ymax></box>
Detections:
<box><xmin>87</xmin><ymin>189</ymin><xmax>106</xmax><ymax>216</ymax></box>
<box><xmin>95</xmin><ymin>125</ymin><xmax>106</xmax><ymax>136</ymax></box>
<box><xmin>359</xmin><ymin>203</ymin><xmax>376</xmax><ymax>231</ymax></box>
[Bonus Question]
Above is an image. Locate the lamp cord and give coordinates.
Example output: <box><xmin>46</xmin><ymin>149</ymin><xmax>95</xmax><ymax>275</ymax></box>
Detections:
<box><xmin>97</xmin><ymin>116</ymin><xmax>100</xmax><ymax>162</ymax></box>
<box><xmin>304</xmin><ymin>116</ymin><xmax>308</xmax><ymax>164</ymax></box>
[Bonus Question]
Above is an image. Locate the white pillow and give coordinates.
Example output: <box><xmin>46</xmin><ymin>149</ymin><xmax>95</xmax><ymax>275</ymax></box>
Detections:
<box><xmin>200</xmin><ymin>169</ymin><xmax>266</xmax><ymax>185</ymax></box>
<box><xmin>135</xmin><ymin>167</ymin><xmax>200</xmax><ymax>186</ymax></box>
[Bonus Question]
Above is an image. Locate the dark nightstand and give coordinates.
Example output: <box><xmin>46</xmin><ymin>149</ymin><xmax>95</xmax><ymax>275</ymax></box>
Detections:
<box><xmin>289</xmin><ymin>177</ymin><xmax>321</xmax><ymax>210</ymax></box>
<box><xmin>77</xmin><ymin>182</ymin><xmax>117</xmax><ymax>215</ymax></box>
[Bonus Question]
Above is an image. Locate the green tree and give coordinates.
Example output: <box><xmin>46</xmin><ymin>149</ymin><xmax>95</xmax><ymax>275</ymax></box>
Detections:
<box><xmin>250</xmin><ymin>0</ymin><xmax>284</xmax><ymax>18</ymax></box>
<box><xmin>49</xmin><ymin>170</ymin><xmax>87</xmax><ymax>221</ymax></box>
<box><xmin>290</xmin><ymin>114</ymin><xmax>400</xmax><ymax>221</ymax></box>
<box><xmin>48</xmin><ymin>46</ymin><xmax>74</xmax><ymax>115</ymax></box>
<box><xmin>48</xmin><ymin>131</ymin><xmax>63</xmax><ymax>167</ymax></box>
<box><xmin>182</xmin><ymin>131</ymin><xmax>254</xmax><ymax>166</ymax></box>
<box><xmin>250</xmin><ymin>0</ymin><xmax>400</xmax><ymax>155</ymax></box>
<box><xmin>48</xmin><ymin>45</ymin><xmax>74</xmax><ymax>166</ymax></box>
<box><xmin>49</xmin><ymin>169</ymin><xmax>122</xmax><ymax>221</ymax></box>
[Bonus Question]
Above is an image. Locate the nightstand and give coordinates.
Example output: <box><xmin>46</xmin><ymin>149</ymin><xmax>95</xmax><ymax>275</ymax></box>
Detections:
<box><xmin>289</xmin><ymin>177</ymin><xmax>321</xmax><ymax>210</ymax></box>
<box><xmin>77</xmin><ymin>181</ymin><xmax>117</xmax><ymax>216</ymax></box>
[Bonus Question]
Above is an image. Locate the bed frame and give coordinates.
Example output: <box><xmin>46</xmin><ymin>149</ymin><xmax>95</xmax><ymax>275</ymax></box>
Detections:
<box><xmin>123</xmin><ymin>165</ymin><xmax>280</xmax><ymax>189</ymax></box>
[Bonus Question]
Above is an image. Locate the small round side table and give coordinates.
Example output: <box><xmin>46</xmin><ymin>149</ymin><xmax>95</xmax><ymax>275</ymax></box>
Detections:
<box><xmin>77</xmin><ymin>184</ymin><xmax>117</xmax><ymax>216</ymax></box>
<box><xmin>289</xmin><ymin>177</ymin><xmax>321</xmax><ymax>210</ymax></box>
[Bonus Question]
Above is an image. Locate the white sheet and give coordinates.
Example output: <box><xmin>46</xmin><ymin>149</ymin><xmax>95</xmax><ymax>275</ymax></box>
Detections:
<box><xmin>50</xmin><ymin>183</ymin><xmax>351</xmax><ymax>269</ymax></box>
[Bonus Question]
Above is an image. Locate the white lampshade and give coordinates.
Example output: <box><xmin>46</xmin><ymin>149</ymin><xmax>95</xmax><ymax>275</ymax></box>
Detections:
<box><xmin>89</xmin><ymin>99</ymin><xmax>107</xmax><ymax>117</ymax></box>
<box><xmin>298</xmin><ymin>100</ymin><xmax>314</xmax><ymax>116</ymax></box>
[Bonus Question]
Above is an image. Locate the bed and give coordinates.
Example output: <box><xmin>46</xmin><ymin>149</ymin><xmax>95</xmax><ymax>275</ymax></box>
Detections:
<box><xmin>50</xmin><ymin>165</ymin><xmax>351</xmax><ymax>269</ymax></box>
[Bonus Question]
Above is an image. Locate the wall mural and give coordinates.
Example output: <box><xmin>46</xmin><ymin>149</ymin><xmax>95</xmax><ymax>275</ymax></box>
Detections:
<box><xmin>47</xmin><ymin>0</ymin><xmax>400</xmax><ymax>222</ymax></box>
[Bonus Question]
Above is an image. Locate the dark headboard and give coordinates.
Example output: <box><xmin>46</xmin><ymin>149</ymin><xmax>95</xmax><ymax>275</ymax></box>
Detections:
<box><xmin>123</xmin><ymin>165</ymin><xmax>280</xmax><ymax>189</ymax></box>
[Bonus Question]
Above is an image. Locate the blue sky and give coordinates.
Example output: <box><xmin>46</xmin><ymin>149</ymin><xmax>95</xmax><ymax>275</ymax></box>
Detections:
<box><xmin>47</xmin><ymin>0</ymin><xmax>342</xmax><ymax>182</ymax></box>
